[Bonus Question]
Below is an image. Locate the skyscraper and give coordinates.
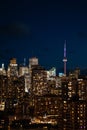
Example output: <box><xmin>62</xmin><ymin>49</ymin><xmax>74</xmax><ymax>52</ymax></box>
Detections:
<box><xmin>29</xmin><ymin>57</ymin><xmax>38</xmax><ymax>68</ymax></box>
<box><xmin>7</xmin><ymin>58</ymin><xmax>18</xmax><ymax>77</ymax></box>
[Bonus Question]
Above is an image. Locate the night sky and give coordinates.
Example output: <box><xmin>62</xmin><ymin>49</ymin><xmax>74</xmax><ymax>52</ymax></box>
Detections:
<box><xmin>0</xmin><ymin>0</ymin><xmax>87</xmax><ymax>72</ymax></box>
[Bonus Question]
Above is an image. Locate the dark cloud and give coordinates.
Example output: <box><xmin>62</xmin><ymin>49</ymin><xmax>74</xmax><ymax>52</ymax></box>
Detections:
<box><xmin>0</xmin><ymin>22</ymin><xmax>32</xmax><ymax>38</ymax></box>
<box><xmin>77</xmin><ymin>32</ymin><xmax>87</xmax><ymax>38</ymax></box>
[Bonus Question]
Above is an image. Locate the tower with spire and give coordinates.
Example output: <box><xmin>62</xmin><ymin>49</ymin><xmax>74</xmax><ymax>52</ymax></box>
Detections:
<box><xmin>23</xmin><ymin>58</ymin><xmax>26</xmax><ymax>66</ymax></box>
<box><xmin>63</xmin><ymin>40</ymin><xmax>67</xmax><ymax>76</ymax></box>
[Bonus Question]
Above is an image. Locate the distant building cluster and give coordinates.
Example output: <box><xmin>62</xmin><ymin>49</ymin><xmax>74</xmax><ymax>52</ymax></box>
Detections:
<box><xmin>0</xmin><ymin>57</ymin><xmax>57</xmax><ymax>94</ymax></box>
<box><xmin>0</xmin><ymin>56</ymin><xmax>87</xmax><ymax>129</ymax></box>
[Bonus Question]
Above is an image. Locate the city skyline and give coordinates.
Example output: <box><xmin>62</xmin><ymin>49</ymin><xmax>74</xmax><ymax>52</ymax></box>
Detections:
<box><xmin>0</xmin><ymin>48</ymin><xmax>87</xmax><ymax>130</ymax></box>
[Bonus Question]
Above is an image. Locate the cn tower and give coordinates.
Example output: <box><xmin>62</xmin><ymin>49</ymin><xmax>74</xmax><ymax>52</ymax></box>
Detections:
<box><xmin>63</xmin><ymin>40</ymin><xmax>67</xmax><ymax>75</ymax></box>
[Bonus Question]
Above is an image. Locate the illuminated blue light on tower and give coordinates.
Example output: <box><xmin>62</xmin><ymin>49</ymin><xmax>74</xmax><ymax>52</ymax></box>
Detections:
<box><xmin>63</xmin><ymin>40</ymin><xmax>67</xmax><ymax>75</ymax></box>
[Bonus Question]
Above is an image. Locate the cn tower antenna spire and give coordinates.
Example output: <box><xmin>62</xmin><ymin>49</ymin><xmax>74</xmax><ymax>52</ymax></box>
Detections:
<box><xmin>64</xmin><ymin>40</ymin><xmax>66</xmax><ymax>57</ymax></box>
<box><xmin>63</xmin><ymin>40</ymin><xmax>67</xmax><ymax>76</ymax></box>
